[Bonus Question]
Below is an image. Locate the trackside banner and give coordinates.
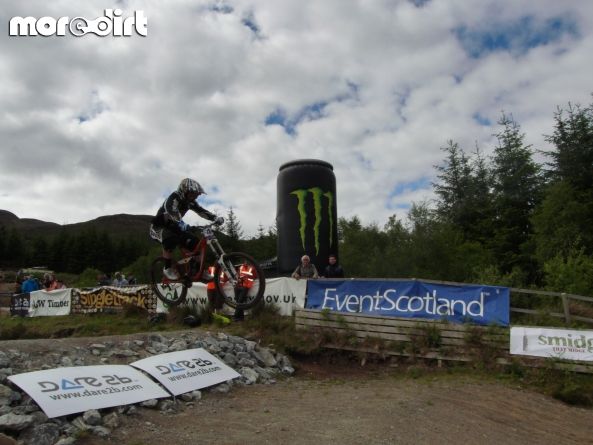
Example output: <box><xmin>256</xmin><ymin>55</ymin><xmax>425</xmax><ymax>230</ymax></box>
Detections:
<box><xmin>8</xmin><ymin>365</ymin><xmax>169</xmax><ymax>418</ymax></box>
<box><xmin>131</xmin><ymin>348</ymin><xmax>240</xmax><ymax>396</ymax></box>
<box><xmin>10</xmin><ymin>293</ymin><xmax>30</xmax><ymax>316</ymax></box>
<box><xmin>306</xmin><ymin>280</ymin><xmax>509</xmax><ymax>326</ymax></box>
<box><xmin>510</xmin><ymin>326</ymin><xmax>593</xmax><ymax>362</ymax></box>
<box><xmin>28</xmin><ymin>289</ymin><xmax>71</xmax><ymax>317</ymax></box>
<box><xmin>262</xmin><ymin>278</ymin><xmax>306</xmax><ymax>316</ymax></box>
<box><xmin>156</xmin><ymin>278</ymin><xmax>307</xmax><ymax>316</ymax></box>
<box><xmin>71</xmin><ymin>286</ymin><xmax>157</xmax><ymax>314</ymax></box>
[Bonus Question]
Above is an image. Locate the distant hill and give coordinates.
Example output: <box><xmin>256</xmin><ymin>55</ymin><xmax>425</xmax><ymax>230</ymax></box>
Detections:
<box><xmin>0</xmin><ymin>210</ymin><xmax>153</xmax><ymax>241</ymax></box>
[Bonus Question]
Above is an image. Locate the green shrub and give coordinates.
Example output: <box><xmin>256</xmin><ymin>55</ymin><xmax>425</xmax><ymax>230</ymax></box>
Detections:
<box><xmin>544</xmin><ymin>248</ymin><xmax>593</xmax><ymax>297</ymax></box>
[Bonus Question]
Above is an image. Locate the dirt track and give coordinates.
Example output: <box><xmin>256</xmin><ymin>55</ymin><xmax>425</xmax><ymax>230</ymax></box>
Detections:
<box><xmin>79</xmin><ymin>364</ymin><xmax>593</xmax><ymax>445</ymax></box>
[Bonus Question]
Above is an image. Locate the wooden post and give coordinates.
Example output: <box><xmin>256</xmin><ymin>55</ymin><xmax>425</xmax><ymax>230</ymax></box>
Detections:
<box><xmin>561</xmin><ymin>293</ymin><xmax>571</xmax><ymax>325</ymax></box>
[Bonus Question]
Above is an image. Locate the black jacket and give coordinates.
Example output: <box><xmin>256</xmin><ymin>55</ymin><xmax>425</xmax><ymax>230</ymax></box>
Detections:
<box><xmin>323</xmin><ymin>264</ymin><xmax>344</xmax><ymax>278</ymax></box>
<box><xmin>152</xmin><ymin>191</ymin><xmax>216</xmax><ymax>233</ymax></box>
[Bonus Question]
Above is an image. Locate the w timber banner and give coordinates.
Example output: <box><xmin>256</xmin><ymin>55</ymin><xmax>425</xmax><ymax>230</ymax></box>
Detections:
<box><xmin>306</xmin><ymin>279</ymin><xmax>510</xmax><ymax>326</ymax></box>
<box><xmin>29</xmin><ymin>289</ymin><xmax>71</xmax><ymax>317</ymax></box>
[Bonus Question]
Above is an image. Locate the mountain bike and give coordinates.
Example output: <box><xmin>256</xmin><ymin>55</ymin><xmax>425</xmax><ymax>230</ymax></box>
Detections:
<box><xmin>150</xmin><ymin>223</ymin><xmax>265</xmax><ymax>309</ymax></box>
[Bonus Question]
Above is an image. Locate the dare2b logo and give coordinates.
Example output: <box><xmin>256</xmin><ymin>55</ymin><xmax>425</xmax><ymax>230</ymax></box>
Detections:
<box><xmin>38</xmin><ymin>374</ymin><xmax>134</xmax><ymax>392</ymax></box>
<box><xmin>156</xmin><ymin>358</ymin><xmax>214</xmax><ymax>375</ymax></box>
<box><xmin>9</xmin><ymin>8</ymin><xmax>147</xmax><ymax>37</ymax></box>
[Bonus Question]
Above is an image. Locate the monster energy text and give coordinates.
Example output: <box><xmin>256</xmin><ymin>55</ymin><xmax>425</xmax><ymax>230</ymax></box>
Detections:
<box><xmin>290</xmin><ymin>187</ymin><xmax>334</xmax><ymax>255</ymax></box>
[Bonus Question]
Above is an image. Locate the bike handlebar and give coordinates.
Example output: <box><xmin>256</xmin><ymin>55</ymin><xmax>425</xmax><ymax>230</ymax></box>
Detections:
<box><xmin>191</xmin><ymin>221</ymin><xmax>223</xmax><ymax>231</ymax></box>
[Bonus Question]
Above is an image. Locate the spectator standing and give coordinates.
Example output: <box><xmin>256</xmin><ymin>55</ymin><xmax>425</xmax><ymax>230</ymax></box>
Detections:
<box><xmin>97</xmin><ymin>274</ymin><xmax>111</xmax><ymax>286</ymax></box>
<box><xmin>127</xmin><ymin>274</ymin><xmax>138</xmax><ymax>285</ymax></box>
<box><xmin>291</xmin><ymin>255</ymin><xmax>319</xmax><ymax>280</ymax></box>
<box><xmin>112</xmin><ymin>272</ymin><xmax>129</xmax><ymax>287</ymax></box>
<box><xmin>43</xmin><ymin>273</ymin><xmax>57</xmax><ymax>291</ymax></box>
<box><xmin>21</xmin><ymin>275</ymin><xmax>40</xmax><ymax>293</ymax></box>
<box><xmin>323</xmin><ymin>254</ymin><xmax>345</xmax><ymax>278</ymax></box>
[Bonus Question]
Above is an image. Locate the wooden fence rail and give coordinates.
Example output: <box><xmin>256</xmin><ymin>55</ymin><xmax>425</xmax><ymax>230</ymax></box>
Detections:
<box><xmin>294</xmin><ymin>308</ymin><xmax>593</xmax><ymax>374</ymax></box>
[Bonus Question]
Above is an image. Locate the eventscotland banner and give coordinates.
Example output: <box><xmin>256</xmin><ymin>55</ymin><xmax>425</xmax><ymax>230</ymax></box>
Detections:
<box><xmin>306</xmin><ymin>280</ymin><xmax>509</xmax><ymax>326</ymax></box>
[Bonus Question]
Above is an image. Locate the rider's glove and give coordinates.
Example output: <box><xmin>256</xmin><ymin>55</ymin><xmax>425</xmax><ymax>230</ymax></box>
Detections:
<box><xmin>214</xmin><ymin>216</ymin><xmax>224</xmax><ymax>226</ymax></box>
<box><xmin>177</xmin><ymin>220</ymin><xmax>190</xmax><ymax>232</ymax></box>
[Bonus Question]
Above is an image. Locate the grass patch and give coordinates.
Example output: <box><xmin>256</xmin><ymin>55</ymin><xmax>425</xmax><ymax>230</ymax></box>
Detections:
<box><xmin>0</xmin><ymin>311</ymin><xmax>183</xmax><ymax>340</ymax></box>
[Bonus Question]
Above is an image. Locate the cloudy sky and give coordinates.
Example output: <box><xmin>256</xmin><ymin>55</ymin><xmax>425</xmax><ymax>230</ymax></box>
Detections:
<box><xmin>1</xmin><ymin>0</ymin><xmax>592</xmax><ymax>236</ymax></box>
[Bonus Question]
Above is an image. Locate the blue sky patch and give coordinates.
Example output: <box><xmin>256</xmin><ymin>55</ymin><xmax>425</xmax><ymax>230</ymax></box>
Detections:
<box><xmin>454</xmin><ymin>15</ymin><xmax>579</xmax><ymax>58</ymax></box>
<box><xmin>77</xmin><ymin>91</ymin><xmax>108</xmax><ymax>123</ymax></box>
<box><xmin>242</xmin><ymin>12</ymin><xmax>261</xmax><ymax>36</ymax></box>
<box><xmin>264</xmin><ymin>101</ymin><xmax>328</xmax><ymax>135</ymax></box>
<box><xmin>265</xmin><ymin>84</ymin><xmax>360</xmax><ymax>135</ymax></box>
<box><xmin>472</xmin><ymin>112</ymin><xmax>491</xmax><ymax>126</ymax></box>
<box><xmin>390</xmin><ymin>178</ymin><xmax>431</xmax><ymax>197</ymax></box>
<box><xmin>208</xmin><ymin>3</ymin><xmax>233</xmax><ymax>14</ymax></box>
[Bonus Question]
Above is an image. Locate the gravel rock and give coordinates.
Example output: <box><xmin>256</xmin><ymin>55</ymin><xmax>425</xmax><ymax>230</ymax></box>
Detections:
<box><xmin>90</xmin><ymin>425</ymin><xmax>111</xmax><ymax>438</ymax></box>
<box><xmin>0</xmin><ymin>385</ymin><xmax>13</xmax><ymax>406</ymax></box>
<box><xmin>240</xmin><ymin>367</ymin><xmax>259</xmax><ymax>385</ymax></box>
<box><xmin>83</xmin><ymin>409</ymin><xmax>102</xmax><ymax>426</ymax></box>
<box><xmin>140</xmin><ymin>399</ymin><xmax>159</xmax><ymax>409</ymax></box>
<box><xmin>253</xmin><ymin>348</ymin><xmax>277</xmax><ymax>367</ymax></box>
<box><xmin>0</xmin><ymin>413</ymin><xmax>36</xmax><ymax>432</ymax></box>
<box><xmin>19</xmin><ymin>422</ymin><xmax>60</xmax><ymax>445</ymax></box>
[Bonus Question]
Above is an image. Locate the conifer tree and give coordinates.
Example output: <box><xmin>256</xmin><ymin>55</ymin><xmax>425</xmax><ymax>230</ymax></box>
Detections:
<box><xmin>490</xmin><ymin>113</ymin><xmax>542</xmax><ymax>275</ymax></box>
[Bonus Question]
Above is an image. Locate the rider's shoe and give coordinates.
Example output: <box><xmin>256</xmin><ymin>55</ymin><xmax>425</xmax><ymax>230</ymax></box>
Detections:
<box><xmin>163</xmin><ymin>267</ymin><xmax>180</xmax><ymax>280</ymax></box>
<box><xmin>212</xmin><ymin>312</ymin><xmax>231</xmax><ymax>325</ymax></box>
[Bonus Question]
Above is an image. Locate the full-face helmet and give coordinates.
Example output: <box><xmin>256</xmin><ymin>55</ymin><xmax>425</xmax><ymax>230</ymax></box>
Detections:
<box><xmin>178</xmin><ymin>178</ymin><xmax>205</xmax><ymax>200</ymax></box>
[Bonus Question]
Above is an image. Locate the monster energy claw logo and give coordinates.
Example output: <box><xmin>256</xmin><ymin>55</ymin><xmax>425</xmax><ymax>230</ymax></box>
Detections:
<box><xmin>290</xmin><ymin>187</ymin><xmax>334</xmax><ymax>255</ymax></box>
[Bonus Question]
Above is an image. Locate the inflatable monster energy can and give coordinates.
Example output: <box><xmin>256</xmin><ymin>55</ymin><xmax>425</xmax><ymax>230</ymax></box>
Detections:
<box><xmin>277</xmin><ymin>159</ymin><xmax>338</xmax><ymax>274</ymax></box>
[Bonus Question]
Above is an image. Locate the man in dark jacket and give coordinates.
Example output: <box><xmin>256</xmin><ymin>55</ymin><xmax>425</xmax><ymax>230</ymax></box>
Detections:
<box><xmin>323</xmin><ymin>254</ymin><xmax>345</xmax><ymax>278</ymax></box>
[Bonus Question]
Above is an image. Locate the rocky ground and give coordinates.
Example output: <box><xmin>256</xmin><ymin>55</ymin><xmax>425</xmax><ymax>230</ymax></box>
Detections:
<box><xmin>0</xmin><ymin>330</ymin><xmax>293</xmax><ymax>445</ymax></box>
<box><xmin>1</xmin><ymin>330</ymin><xmax>593</xmax><ymax>445</ymax></box>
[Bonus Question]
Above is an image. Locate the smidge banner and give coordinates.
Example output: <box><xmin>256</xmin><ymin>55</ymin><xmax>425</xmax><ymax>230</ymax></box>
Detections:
<box><xmin>511</xmin><ymin>326</ymin><xmax>593</xmax><ymax>362</ymax></box>
<box><xmin>71</xmin><ymin>286</ymin><xmax>157</xmax><ymax>314</ymax></box>
<box><xmin>306</xmin><ymin>280</ymin><xmax>509</xmax><ymax>326</ymax></box>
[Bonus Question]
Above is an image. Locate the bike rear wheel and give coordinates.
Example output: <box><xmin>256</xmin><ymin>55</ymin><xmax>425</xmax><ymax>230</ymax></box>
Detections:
<box><xmin>150</xmin><ymin>257</ymin><xmax>188</xmax><ymax>306</ymax></box>
<box><xmin>214</xmin><ymin>252</ymin><xmax>265</xmax><ymax>310</ymax></box>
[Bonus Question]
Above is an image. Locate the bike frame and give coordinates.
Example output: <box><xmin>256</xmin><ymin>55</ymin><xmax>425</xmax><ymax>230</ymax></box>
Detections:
<box><xmin>176</xmin><ymin>225</ymin><xmax>238</xmax><ymax>285</ymax></box>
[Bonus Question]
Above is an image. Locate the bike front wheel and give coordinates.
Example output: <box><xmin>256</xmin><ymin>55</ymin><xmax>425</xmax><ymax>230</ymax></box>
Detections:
<box><xmin>150</xmin><ymin>257</ymin><xmax>187</xmax><ymax>306</ymax></box>
<box><xmin>214</xmin><ymin>252</ymin><xmax>265</xmax><ymax>310</ymax></box>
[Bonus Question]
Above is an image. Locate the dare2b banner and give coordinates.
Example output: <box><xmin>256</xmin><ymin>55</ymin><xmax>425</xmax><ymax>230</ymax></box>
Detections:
<box><xmin>306</xmin><ymin>280</ymin><xmax>509</xmax><ymax>326</ymax></box>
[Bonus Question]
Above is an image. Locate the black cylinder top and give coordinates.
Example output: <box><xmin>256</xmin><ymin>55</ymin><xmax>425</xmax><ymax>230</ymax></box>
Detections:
<box><xmin>279</xmin><ymin>159</ymin><xmax>334</xmax><ymax>172</ymax></box>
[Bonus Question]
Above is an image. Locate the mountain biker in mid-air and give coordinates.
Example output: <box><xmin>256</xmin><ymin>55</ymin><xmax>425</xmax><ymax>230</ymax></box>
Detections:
<box><xmin>149</xmin><ymin>178</ymin><xmax>224</xmax><ymax>280</ymax></box>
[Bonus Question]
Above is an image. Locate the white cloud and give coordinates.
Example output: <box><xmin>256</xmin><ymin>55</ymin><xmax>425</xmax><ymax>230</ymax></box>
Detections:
<box><xmin>1</xmin><ymin>0</ymin><xmax>592</xmax><ymax>236</ymax></box>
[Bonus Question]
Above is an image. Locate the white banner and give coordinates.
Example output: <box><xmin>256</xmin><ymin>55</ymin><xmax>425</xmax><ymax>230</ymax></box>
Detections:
<box><xmin>130</xmin><ymin>348</ymin><xmax>240</xmax><ymax>396</ymax></box>
<box><xmin>156</xmin><ymin>278</ymin><xmax>307</xmax><ymax>316</ymax></box>
<box><xmin>510</xmin><ymin>326</ymin><xmax>593</xmax><ymax>362</ymax></box>
<box><xmin>261</xmin><ymin>277</ymin><xmax>307</xmax><ymax>316</ymax></box>
<box><xmin>155</xmin><ymin>282</ymin><xmax>208</xmax><ymax>313</ymax></box>
<box><xmin>28</xmin><ymin>289</ymin><xmax>71</xmax><ymax>317</ymax></box>
<box><xmin>8</xmin><ymin>365</ymin><xmax>170</xmax><ymax>418</ymax></box>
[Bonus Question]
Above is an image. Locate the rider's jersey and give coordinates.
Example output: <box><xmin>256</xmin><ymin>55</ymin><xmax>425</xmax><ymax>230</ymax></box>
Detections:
<box><xmin>150</xmin><ymin>191</ymin><xmax>216</xmax><ymax>241</ymax></box>
<box><xmin>153</xmin><ymin>191</ymin><xmax>216</xmax><ymax>228</ymax></box>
